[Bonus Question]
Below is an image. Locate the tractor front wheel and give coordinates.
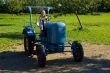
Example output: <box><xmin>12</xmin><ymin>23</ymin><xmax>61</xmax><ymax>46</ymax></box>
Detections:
<box><xmin>71</xmin><ymin>41</ymin><xmax>84</xmax><ymax>62</ymax></box>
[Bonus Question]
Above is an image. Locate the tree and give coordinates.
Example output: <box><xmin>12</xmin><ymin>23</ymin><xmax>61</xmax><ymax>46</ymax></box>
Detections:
<box><xmin>7</xmin><ymin>0</ymin><xmax>24</xmax><ymax>14</ymax></box>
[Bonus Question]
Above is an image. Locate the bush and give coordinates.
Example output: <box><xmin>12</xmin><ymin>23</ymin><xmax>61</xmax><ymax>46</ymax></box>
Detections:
<box><xmin>0</xmin><ymin>0</ymin><xmax>110</xmax><ymax>14</ymax></box>
<box><xmin>51</xmin><ymin>0</ymin><xmax>110</xmax><ymax>14</ymax></box>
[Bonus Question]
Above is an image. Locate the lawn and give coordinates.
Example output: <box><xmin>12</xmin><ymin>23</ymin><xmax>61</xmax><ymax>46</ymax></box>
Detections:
<box><xmin>0</xmin><ymin>13</ymin><xmax>110</xmax><ymax>51</ymax></box>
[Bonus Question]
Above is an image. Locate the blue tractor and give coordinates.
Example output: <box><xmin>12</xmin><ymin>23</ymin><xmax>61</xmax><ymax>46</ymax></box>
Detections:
<box><xmin>23</xmin><ymin>6</ymin><xmax>84</xmax><ymax>67</ymax></box>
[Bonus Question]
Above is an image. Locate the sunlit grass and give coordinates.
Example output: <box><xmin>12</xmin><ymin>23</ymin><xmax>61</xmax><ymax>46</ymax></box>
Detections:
<box><xmin>0</xmin><ymin>13</ymin><xmax>110</xmax><ymax>51</ymax></box>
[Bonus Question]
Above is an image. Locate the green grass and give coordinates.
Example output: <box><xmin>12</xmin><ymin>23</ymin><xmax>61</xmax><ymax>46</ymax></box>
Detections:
<box><xmin>0</xmin><ymin>13</ymin><xmax>110</xmax><ymax>51</ymax></box>
<box><xmin>51</xmin><ymin>13</ymin><xmax>110</xmax><ymax>44</ymax></box>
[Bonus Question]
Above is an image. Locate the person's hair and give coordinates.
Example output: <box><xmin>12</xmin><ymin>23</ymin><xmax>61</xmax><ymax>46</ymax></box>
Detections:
<box><xmin>41</xmin><ymin>10</ymin><xmax>46</xmax><ymax>16</ymax></box>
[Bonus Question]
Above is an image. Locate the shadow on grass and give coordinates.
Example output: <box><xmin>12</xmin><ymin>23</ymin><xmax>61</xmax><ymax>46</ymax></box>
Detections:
<box><xmin>0</xmin><ymin>51</ymin><xmax>110</xmax><ymax>73</ymax></box>
<box><xmin>0</xmin><ymin>32</ymin><xmax>22</xmax><ymax>39</ymax></box>
<box><xmin>0</xmin><ymin>18</ymin><xmax>3</xmax><ymax>19</ymax></box>
<box><xmin>0</xmin><ymin>24</ymin><xmax>15</xmax><ymax>26</ymax></box>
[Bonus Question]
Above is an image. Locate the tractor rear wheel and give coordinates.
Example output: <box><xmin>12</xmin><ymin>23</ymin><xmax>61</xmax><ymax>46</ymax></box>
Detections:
<box><xmin>36</xmin><ymin>44</ymin><xmax>46</xmax><ymax>67</ymax></box>
<box><xmin>24</xmin><ymin>35</ymin><xmax>34</xmax><ymax>56</ymax></box>
<box><xmin>71</xmin><ymin>41</ymin><xmax>84</xmax><ymax>62</ymax></box>
<box><xmin>24</xmin><ymin>36</ymin><xmax>28</xmax><ymax>52</ymax></box>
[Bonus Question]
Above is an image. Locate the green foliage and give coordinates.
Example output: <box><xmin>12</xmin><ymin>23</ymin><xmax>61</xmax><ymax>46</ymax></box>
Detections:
<box><xmin>0</xmin><ymin>0</ymin><xmax>8</xmax><ymax>13</ymax></box>
<box><xmin>0</xmin><ymin>0</ymin><xmax>110</xmax><ymax>14</ymax></box>
<box><xmin>98</xmin><ymin>0</ymin><xmax>110</xmax><ymax>12</ymax></box>
<box><xmin>7</xmin><ymin>0</ymin><xmax>22</xmax><ymax>14</ymax></box>
<box><xmin>51</xmin><ymin>0</ymin><xmax>110</xmax><ymax>14</ymax></box>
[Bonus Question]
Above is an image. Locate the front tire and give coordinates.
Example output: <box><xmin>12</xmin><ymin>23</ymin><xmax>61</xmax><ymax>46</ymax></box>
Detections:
<box><xmin>71</xmin><ymin>41</ymin><xmax>84</xmax><ymax>62</ymax></box>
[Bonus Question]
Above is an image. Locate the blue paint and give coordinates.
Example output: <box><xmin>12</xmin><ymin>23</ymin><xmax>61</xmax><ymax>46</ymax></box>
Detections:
<box><xmin>23</xmin><ymin>26</ymin><xmax>36</xmax><ymax>37</ymax></box>
<box><xmin>45</xmin><ymin>22</ymin><xmax>66</xmax><ymax>44</ymax></box>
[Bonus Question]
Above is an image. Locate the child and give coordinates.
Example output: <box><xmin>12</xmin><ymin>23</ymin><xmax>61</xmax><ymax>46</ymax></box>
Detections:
<box><xmin>39</xmin><ymin>10</ymin><xmax>47</xmax><ymax>30</ymax></box>
<box><xmin>40</xmin><ymin>10</ymin><xmax>47</xmax><ymax>22</ymax></box>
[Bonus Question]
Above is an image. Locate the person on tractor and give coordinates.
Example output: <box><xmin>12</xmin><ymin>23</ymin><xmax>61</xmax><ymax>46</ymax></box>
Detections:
<box><xmin>39</xmin><ymin>10</ymin><xmax>48</xmax><ymax>31</ymax></box>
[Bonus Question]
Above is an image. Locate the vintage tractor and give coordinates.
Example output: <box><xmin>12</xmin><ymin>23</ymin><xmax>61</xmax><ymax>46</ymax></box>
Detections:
<box><xmin>23</xmin><ymin>6</ymin><xmax>84</xmax><ymax>67</ymax></box>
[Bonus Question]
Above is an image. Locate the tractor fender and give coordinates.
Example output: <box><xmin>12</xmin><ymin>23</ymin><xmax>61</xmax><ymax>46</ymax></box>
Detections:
<box><xmin>23</xmin><ymin>26</ymin><xmax>36</xmax><ymax>38</ymax></box>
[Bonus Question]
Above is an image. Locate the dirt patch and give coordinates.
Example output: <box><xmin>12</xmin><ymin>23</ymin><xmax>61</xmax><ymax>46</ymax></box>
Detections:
<box><xmin>0</xmin><ymin>44</ymin><xmax>110</xmax><ymax>73</ymax></box>
<box><xmin>84</xmin><ymin>43</ymin><xmax>110</xmax><ymax>59</ymax></box>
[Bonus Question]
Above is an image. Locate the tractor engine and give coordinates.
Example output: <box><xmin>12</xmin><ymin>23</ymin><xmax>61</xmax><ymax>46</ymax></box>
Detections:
<box><xmin>44</xmin><ymin>22</ymin><xmax>66</xmax><ymax>53</ymax></box>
